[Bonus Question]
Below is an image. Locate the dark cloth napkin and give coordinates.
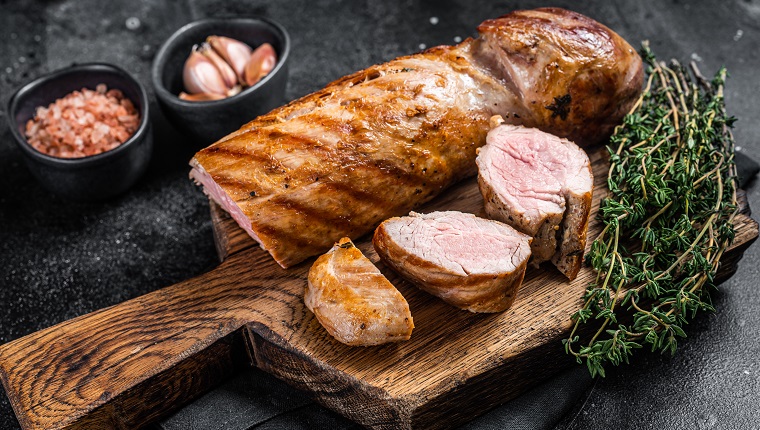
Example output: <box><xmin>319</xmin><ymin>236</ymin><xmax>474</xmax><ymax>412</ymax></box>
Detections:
<box><xmin>736</xmin><ymin>152</ymin><xmax>759</xmax><ymax>187</ymax></box>
<box><xmin>159</xmin><ymin>152</ymin><xmax>758</xmax><ymax>430</ymax></box>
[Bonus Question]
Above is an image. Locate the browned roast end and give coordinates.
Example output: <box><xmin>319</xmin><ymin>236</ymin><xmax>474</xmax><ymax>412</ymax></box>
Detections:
<box><xmin>373</xmin><ymin>211</ymin><xmax>532</xmax><ymax>313</ymax></box>
<box><xmin>305</xmin><ymin>238</ymin><xmax>413</xmax><ymax>346</ymax></box>
<box><xmin>476</xmin><ymin>7</ymin><xmax>644</xmax><ymax>146</ymax></box>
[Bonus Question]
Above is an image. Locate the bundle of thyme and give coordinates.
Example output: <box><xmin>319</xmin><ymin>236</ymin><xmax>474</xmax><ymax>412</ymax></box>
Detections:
<box><xmin>563</xmin><ymin>43</ymin><xmax>738</xmax><ymax>377</ymax></box>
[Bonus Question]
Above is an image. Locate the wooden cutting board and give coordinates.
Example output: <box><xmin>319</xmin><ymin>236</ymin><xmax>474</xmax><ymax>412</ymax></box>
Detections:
<box><xmin>0</xmin><ymin>148</ymin><xmax>757</xmax><ymax>430</ymax></box>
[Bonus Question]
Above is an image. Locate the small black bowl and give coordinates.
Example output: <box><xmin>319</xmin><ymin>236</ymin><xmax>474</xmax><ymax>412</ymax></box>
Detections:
<box><xmin>152</xmin><ymin>17</ymin><xmax>290</xmax><ymax>145</ymax></box>
<box><xmin>7</xmin><ymin>63</ymin><xmax>153</xmax><ymax>202</ymax></box>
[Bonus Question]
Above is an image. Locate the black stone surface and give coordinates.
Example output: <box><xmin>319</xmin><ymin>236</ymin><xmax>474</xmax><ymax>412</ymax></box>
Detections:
<box><xmin>1</xmin><ymin>1</ymin><xmax>759</xmax><ymax>429</ymax></box>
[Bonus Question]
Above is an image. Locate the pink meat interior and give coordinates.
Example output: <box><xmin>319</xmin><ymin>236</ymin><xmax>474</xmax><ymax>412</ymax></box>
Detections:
<box><xmin>384</xmin><ymin>211</ymin><xmax>531</xmax><ymax>276</ymax></box>
<box><xmin>477</xmin><ymin>125</ymin><xmax>592</xmax><ymax>221</ymax></box>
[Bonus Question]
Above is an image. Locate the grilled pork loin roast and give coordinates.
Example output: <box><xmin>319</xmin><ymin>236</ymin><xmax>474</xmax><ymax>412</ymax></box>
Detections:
<box><xmin>190</xmin><ymin>8</ymin><xmax>642</xmax><ymax>268</ymax></box>
<box><xmin>305</xmin><ymin>238</ymin><xmax>413</xmax><ymax>346</ymax></box>
<box><xmin>476</xmin><ymin>120</ymin><xmax>593</xmax><ymax>280</ymax></box>
<box><xmin>373</xmin><ymin>211</ymin><xmax>532</xmax><ymax>313</ymax></box>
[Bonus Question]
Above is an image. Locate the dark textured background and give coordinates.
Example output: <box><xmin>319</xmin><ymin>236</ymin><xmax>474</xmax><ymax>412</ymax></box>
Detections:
<box><xmin>1</xmin><ymin>1</ymin><xmax>759</xmax><ymax>429</ymax></box>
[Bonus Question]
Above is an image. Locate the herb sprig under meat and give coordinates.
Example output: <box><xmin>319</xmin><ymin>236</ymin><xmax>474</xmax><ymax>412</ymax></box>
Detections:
<box><xmin>563</xmin><ymin>43</ymin><xmax>738</xmax><ymax>377</ymax></box>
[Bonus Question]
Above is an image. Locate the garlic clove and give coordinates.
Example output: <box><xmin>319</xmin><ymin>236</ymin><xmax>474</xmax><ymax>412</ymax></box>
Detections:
<box><xmin>207</xmin><ymin>36</ymin><xmax>252</xmax><ymax>84</ymax></box>
<box><xmin>199</xmin><ymin>43</ymin><xmax>238</xmax><ymax>89</ymax></box>
<box><xmin>244</xmin><ymin>43</ymin><xmax>278</xmax><ymax>87</ymax></box>
<box><xmin>179</xmin><ymin>91</ymin><xmax>227</xmax><ymax>101</ymax></box>
<box><xmin>183</xmin><ymin>48</ymin><xmax>230</xmax><ymax>95</ymax></box>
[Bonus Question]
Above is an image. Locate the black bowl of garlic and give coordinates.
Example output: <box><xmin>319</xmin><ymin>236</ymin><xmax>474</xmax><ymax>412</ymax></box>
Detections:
<box><xmin>152</xmin><ymin>17</ymin><xmax>290</xmax><ymax>144</ymax></box>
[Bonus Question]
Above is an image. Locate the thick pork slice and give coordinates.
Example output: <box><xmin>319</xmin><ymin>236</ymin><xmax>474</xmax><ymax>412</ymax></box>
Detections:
<box><xmin>476</xmin><ymin>120</ymin><xmax>593</xmax><ymax>280</ymax></box>
<box><xmin>373</xmin><ymin>211</ymin><xmax>532</xmax><ymax>313</ymax></box>
<box><xmin>305</xmin><ymin>238</ymin><xmax>413</xmax><ymax>346</ymax></box>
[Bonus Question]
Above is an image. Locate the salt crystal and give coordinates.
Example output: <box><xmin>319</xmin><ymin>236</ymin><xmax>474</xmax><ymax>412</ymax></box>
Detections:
<box><xmin>734</xmin><ymin>29</ymin><xmax>743</xmax><ymax>42</ymax></box>
<box><xmin>91</xmin><ymin>128</ymin><xmax>103</xmax><ymax>143</ymax></box>
<box><xmin>419</xmin><ymin>43</ymin><xmax>427</xmax><ymax>50</ymax></box>
<box><xmin>454</xmin><ymin>36</ymin><xmax>462</xmax><ymax>43</ymax></box>
<box><xmin>429</xmin><ymin>17</ymin><xmax>439</xmax><ymax>25</ymax></box>
<box><xmin>691</xmin><ymin>52</ymin><xmax>702</xmax><ymax>62</ymax></box>
<box><xmin>63</xmin><ymin>131</ymin><xmax>75</xmax><ymax>145</ymax></box>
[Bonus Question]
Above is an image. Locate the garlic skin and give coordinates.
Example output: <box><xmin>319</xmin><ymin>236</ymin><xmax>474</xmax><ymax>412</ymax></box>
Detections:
<box><xmin>183</xmin><ymin>49</ymin><xmax>230</xmax><ymax>95</ymax></box>
<box><xmin>207</xmin><ymin>36</ymin><xmax>252</xmax><ymax>83</ymax></box>
<box><xmin>179</xmin><ymin>91</ymin><xmax>226</xmax><ymax>101</ymax></box>
<box><xmin>199</xmin><ymin>43</ymin><xmax>238</xmax><ymax>89</ymax></box>
<box><xmin>244</xmin><ymin>43</ymin><xmax>278</xmax><ymax>87</ymax></box>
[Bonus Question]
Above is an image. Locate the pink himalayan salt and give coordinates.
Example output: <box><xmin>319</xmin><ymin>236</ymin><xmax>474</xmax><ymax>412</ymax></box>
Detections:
<box><xmin>24</xmin><ymin>84</ymin><xmax>140</xmax><ymax>158</ymax></box>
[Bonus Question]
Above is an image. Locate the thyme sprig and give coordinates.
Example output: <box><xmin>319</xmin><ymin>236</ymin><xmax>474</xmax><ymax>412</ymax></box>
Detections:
<box><xmin>563</xmin><ymin>42</ymin><xmax>738</xmax><ymax>377</ymax></box>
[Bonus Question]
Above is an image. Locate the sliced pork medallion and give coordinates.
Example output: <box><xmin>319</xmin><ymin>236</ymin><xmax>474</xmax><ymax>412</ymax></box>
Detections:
<box><xmin>373</xmin><ymin>211</ymin><xmax>532</xmax><ymax>313</ymax></box>
<box><xmin>305</xmin><ymin>238</ymin><xmax>413</xmax><ymax>346</ymax></box>
<box><xmin>476</xmin><ymin>119</ymin><xmax>593</xmax><ymax>280</ymax></box>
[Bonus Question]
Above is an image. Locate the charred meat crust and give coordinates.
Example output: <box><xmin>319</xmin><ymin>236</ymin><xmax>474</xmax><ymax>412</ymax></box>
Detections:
<box><xmin>551</xmin><ymin>177</ymin><xmax>593</xmax><ymax>280</ymax></box>
<box><xmin>474</xmin><ymin>7</ymin><xmax>643</xmax><ymax>146</ymax></box>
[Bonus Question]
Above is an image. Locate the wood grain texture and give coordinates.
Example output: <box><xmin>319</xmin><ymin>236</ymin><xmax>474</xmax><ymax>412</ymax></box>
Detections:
<box><xmin>0</xmin><ymin>147</ymin><xmax>757</xmax><ymax>430</ymax></box>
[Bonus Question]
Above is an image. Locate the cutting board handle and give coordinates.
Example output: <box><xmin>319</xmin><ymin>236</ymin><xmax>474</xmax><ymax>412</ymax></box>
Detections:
<box><xmin>0</xmin><ymin>258</ymin><xmax>258</xmax><ymax>430</ymax></box>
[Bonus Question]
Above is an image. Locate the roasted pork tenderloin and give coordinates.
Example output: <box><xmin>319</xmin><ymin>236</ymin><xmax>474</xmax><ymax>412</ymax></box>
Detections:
<box><xmin>305</xmin><ymin>238</ymin><xmax>413</xmax><ymax>346</ymax></box>
<box><xmin>476</xmin><ymin>119</ymin><xmax>593</xmax><ymax>280</ymax></box>
<box><xmin>373</xmin><ymin>211</ymin><xmax>532</xmax><ymax>313</ymax></box>
<box><xmin>190</xmin><ymin>8</ymin><xmax>641</xmax><ymax>268</ymax></box>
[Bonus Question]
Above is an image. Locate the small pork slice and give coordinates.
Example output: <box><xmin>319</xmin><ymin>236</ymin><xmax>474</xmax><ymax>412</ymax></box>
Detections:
<box><xmin>305</xmin><ymin>237</ymin><xmax>413</xmax><ymax>346</ymax></box>
<box><xmin>476</xmin><ymin>118</ymin><xmax>593</xmax><ymax>280</ymax></box>
<box><xmin>373</xmin><ymin>211</ymin><xmax>532</xmax><ymax>313</ymax></box>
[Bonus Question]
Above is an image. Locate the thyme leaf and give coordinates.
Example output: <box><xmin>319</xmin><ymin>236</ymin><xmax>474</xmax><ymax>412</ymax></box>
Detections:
<box><xmin>563</xmin><ymin>42</ymin><xmax>738</xmax><ymax>377</ymax></box>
